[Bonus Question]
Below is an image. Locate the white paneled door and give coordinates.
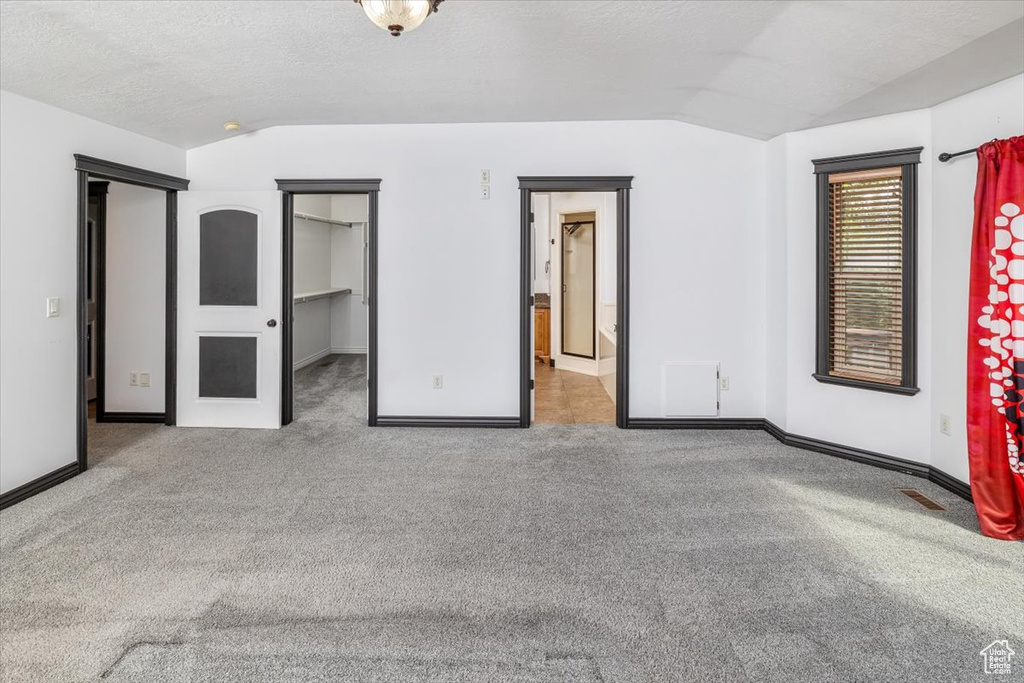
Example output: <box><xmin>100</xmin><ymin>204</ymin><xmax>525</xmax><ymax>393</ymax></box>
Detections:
<box><xmin>177</xmin><ymin>192</ymin><xmax>282</xmax><ymax>428</ymax></box>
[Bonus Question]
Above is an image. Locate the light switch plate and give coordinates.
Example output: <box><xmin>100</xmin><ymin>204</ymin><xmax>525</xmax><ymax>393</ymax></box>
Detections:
<box><xmin>480</xmin><ymin>169</ymin><xmax>490</xmax><ymax>184</ymax></box>
<box><xmin>46</xmin><ymin>297</ymin><xmax>60</xmax><ymax>318</ymax></box>
<box><xmin>139</xmin><ymin>372</ymin><xmax>151</xmax><ymax>387</ymax></box>
<box><xmin>130</xmin><ymin>372</ymin><xmax>139</xmax><ymax>387</ymax></box>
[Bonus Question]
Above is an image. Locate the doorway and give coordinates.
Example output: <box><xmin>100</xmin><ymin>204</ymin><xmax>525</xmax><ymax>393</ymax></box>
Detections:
<box><xmin>518</xmin><ymin>176</ymin><xmax>632</xmax><ymax>428</ymax></box>
<box><xmin>277</xmin><ymin>179</ymin><xmax>381</xmax><ymax>427</ymax></box>
<box><xmin>87</xmin><ymin>179</ymin><xmax>173</xmax><ymax>427</ymax></box>
<box><xmin>531</xmin><ymin>196</ymin><xmax>615</xmax><ymax>424</ymax></box>
<box><xmin>75</xmin><ymin>155</ymin><xmax>189</xmax><ymax>472</ymax></box>
<box><xmin>288</xmin><ymin>192</ymin><xmax>370</xmax><ymax>425</ymax></box>
<box><xmin>86</xmin><ymin>183</ymin><xmax>105</xmax><ymax>407</ymax></box>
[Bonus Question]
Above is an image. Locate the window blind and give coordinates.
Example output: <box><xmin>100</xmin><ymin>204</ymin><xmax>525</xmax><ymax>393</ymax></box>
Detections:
<box><xmin>827</xmin><ymin>166</ymin><xmax>904</xmax><ymax>385</ymax></box>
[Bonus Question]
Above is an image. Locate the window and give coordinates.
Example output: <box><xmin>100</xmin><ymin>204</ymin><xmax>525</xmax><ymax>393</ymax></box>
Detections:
<box><xmin>812</xmin><ymin>147</ymin><xmax>922</xmax><ymax>395</ymax></box>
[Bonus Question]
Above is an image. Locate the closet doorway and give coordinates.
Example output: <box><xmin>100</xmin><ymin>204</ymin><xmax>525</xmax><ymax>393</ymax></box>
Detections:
<box><xmin>278</xmin><ymin>180</ymin><xmax>380</xmax><ymax>426</ymax></box>
<box><xmin>518</xmin><ymin>177</ymin><xmax>632</xmax><ymax>428</ymax></box>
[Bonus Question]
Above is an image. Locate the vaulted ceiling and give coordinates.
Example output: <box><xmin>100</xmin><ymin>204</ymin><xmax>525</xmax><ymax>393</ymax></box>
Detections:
<box><xmin>1</xmin><ymin>0</ymin><xmax>1021</xmax><ymax>148</ymax></box>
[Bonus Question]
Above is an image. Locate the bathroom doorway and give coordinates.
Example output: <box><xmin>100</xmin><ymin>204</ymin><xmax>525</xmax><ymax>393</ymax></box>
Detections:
<box><xmin>518</xmin><ymin>177</ymin><xmax>633</xmax><ymax>428</ymax></box>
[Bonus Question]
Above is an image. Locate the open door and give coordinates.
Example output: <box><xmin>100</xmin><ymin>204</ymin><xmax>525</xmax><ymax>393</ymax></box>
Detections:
<box><xmin>177</xmin><ymin>191</ymin><xmax>282</xmax><ymax>428</ymax></box>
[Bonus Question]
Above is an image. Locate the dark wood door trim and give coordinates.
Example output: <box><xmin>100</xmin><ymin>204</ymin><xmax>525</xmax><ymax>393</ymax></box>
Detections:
<box><xmin>74</xmin><ymin>157</ymin><xmax>184</xmax><ymax>480</ymax></box>
<box><xmin>276</xmin><ymin>179</ymin><xmax>382</xmax><ymax>427</ymax></box>
<box><xmin>74</xmin><ymin>154</ymin><xmax>189</xmax><ymax>191</ymax></box>
<box><xmin>88</xmin><ymin>182</ymin><xmax>108</xmax><ymax>422</ymax></box>
<box><xmin>517</xmin><ymin>176</ymin><xmax>633</xmax><ymax>428</ymax></box>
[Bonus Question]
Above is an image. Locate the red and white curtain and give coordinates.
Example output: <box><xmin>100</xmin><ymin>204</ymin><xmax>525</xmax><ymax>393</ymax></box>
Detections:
<box><xmin>968</xmin><ymin>135</ymin><xmax>1024</xmax><ymax>540</ymax></box>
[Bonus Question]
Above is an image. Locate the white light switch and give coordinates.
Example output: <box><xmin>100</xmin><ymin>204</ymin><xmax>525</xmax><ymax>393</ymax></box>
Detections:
<box><xmin>46</xmin><ymin>297</ymin><xmax>60</xmax><ymax>318</ymax></box>
<box><xmin>130</xmin><ymin>372</ymin><xmax>139</xmax><ymax>387</ymax></box>
<box><xmin>139</xmin><ymin>372</ymin><xmax>151</xmax><ymax>387</ymax></box>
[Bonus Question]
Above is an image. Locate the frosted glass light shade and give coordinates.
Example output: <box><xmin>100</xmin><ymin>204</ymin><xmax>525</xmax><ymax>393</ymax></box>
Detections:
<box><xmin>358</xmin><ymin>0</ymin><xmax>434</xmax><ymax>36</ymax></box>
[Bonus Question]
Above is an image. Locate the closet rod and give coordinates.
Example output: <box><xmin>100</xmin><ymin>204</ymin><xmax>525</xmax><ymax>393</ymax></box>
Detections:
<box><xmin>294</xmin><ymin>211</ymin><xmax>353</xmax><ymax>228</ymax></box>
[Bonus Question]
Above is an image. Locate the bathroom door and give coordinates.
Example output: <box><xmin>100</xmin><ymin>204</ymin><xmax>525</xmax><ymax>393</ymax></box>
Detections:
<box><xmin>561</xmin><ymin>219</ymin><xmax>596</xmax><ymax>358</ymax></box>
<box><xmin>176</xmin><ymin>191</ymin><xmax>282</xmax><ymax>428</ymax></box>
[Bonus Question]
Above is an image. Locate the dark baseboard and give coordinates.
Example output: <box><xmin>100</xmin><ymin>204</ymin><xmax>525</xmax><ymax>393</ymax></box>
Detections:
<box><xmin>762</xmin><ymin>419</ymin><xmax>970</xmax><ymax>503</ymax></box>
<box><xmin>627</xmin><ymin>416</ymin><xmax>972</xmax><ymax>504</ymax></box>
<box><xmin>376</xmin><ymin>416</ymin><xmax>522</xmax><ymax>428</ymax></box>
<box><xmin>0</xmin><ymin>415</ymin><xmax>973</xmax><ymax>510</ymax></box>
<box><xmin>628</xmin><ymin>417</ymin><xmax>766</xmax><ymax>430</ymax></box>
<box><xmin>99</xmin><ymin>412</ymin><xmax>166</xmax><ymax>424</ymax></box>
<box><xmin>927</xmin><ymin>466</ymin><xmax>973</xmax><ymax>502</ymax></box>
<box><xmin>763</xmin><ymin>420</ymin><xmax>929</xmax><ymax>478</ymax></box>
<box><xmin>0</xmin><ymin>462</ymin><xmax>80</xmax><ymax>510</ymax></box>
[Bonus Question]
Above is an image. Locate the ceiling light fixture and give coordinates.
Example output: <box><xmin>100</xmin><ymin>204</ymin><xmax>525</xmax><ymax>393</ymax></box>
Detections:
<box><xmin>223</xmin><ymin>121</ymin><xmax>241</xmax><ymax>132</ymax></box>
<box><xmin>354</xmin><ymin>0</ymin><xmax>444</xmax><ymax>37</ymax></box>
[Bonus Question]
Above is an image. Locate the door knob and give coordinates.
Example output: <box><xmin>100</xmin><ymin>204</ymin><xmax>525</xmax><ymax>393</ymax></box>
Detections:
<box><xmin>267</xmin><ymin>319</ymin><xmax>277</xmax><ymax>328</ymax></box>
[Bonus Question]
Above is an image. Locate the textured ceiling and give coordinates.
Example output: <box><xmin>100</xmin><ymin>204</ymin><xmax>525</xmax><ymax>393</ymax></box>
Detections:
<box><xmin>1</xmin><ymin>0</ymin><xmax>1022</xmax><ymax>148</ymax></box>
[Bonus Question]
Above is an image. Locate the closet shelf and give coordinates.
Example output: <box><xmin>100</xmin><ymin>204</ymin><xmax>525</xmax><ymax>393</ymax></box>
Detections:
<box><xmin>294</xmin><ymin>288</ymin><xmax>352</xmax><ymax>304</ymax></box>
<box><xmin>294</xmin><ymin>211</ymin><xmax>355</xmax><ymax>228</ymax></box>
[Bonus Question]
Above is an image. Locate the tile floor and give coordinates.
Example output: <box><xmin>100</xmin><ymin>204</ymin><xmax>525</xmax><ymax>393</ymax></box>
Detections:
<box><xmin>534</xmin><ymin>360</ymin><xmax>615</xmax><ymax>424</ymax></box>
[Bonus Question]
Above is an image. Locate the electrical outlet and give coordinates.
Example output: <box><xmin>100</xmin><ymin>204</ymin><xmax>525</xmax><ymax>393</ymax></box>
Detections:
<box><xmin>432</xmin><ymin>375</ymin><xmax>443</xmax><ymax>389</ymax></box>
<box><xmin>139</xmin><ymin>372</ymin><xmax>151</xmax><ymax>387</ymax></box>
<box><xmin>720</xmin><ymin>376</ymin><xmax>730</xmax><ymax>391</ymax></box>
<box><xmin>130</xmin><ymin>371</ymin><xmax>139</xmax><ymax>387</ymax></box>
<box><xmin>939</xmin><ymin>414</ymin><xmax>951</xmax><ymax>436</ymax></box>
<box><xmin>480</xmin><ymin>184</ymin><xmax>490</xmax><ymax>200</ymax></box>
<box><xmin>480</xmin><ymin>169</ymin><xmax>490</xmax><ymax>184</ymax></box>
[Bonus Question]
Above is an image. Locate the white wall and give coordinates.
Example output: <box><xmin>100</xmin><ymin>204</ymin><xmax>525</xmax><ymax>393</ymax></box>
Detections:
<box><xmin>0</xmin><ymin>90</ymin><xmax>185</xmax><ymax>494</ymax></box>
<box><xmin>186</xmin><ymin>120</ymin><xmax>769</xmax><ymax>418</ymax></box>
<box><xmin>293</xmin><ymin>195</ymin><xmax>333</xmax><ymax>293</ymax></box>
<box><xmin>764</xmin><ymin>135</ymin><xmax>789</xmax><ymax>430</ymax></box>
<box><xmin>768</xmin><ymin>109</ymin><xmax>935</xmax><ymax>465</ymax></box>
<box><xmin>293</xmin><ymin>195</ymin><xmax>335</xmax><ymax>366</ymax></box>
<box><xmin>330</xmin><ymin>194</ymin><xmax>368</xmax><ymax>224</ymax></box>
<box><xmin>930</xmin><ymin>76</ymin><xmax>1024</xmax><ymax>483</ymax></box>
<box><xmin>294</xmin><ymin>297</ymin><xmax>332</xmax><ymax>366</ymax></box>
<box><xmin>103</xmin><ymin>182</ymin><xmax>166</xmax><ymax>413</ymax></box>
<box><xmin>329</xmin><ymin>195</ymin><xmax>368</xmax><ymax>353</ymax></box>
<box><xmin>533</xmin><ymin>194</ymin><xmax>551</xmax><ymax>295</ymax></box>
<box><xmin>765</xmin><ymin>75</ymin><xmax>1024</xmax><ymax>480</ymax></box>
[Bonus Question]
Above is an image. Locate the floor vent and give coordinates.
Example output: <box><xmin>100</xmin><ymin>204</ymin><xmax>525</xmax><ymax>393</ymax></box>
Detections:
<box><xmin>899</xmin><ymin>488</ymin><xmax>946</xmax><ymax>511</ymax></box>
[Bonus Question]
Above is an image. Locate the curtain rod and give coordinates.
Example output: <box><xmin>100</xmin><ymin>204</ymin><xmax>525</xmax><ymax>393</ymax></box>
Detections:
<box><xmin>938</xmin><ymin>147</ymin><xmax>977</xmax><ymax>162</ymax></box>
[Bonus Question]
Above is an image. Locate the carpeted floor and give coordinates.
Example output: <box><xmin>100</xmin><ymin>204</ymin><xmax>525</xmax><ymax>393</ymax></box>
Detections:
<box><xmin>1</xmin><ymin>354</ymin><xmax>1022</xmax><ymax>682</ymax></box>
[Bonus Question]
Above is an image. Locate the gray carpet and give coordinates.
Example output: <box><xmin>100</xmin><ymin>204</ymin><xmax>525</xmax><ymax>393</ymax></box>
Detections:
<box><xmin>2</xmin><ymin>354</ymin><xmax>1022</xmax><ymax>682</ymax></box>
